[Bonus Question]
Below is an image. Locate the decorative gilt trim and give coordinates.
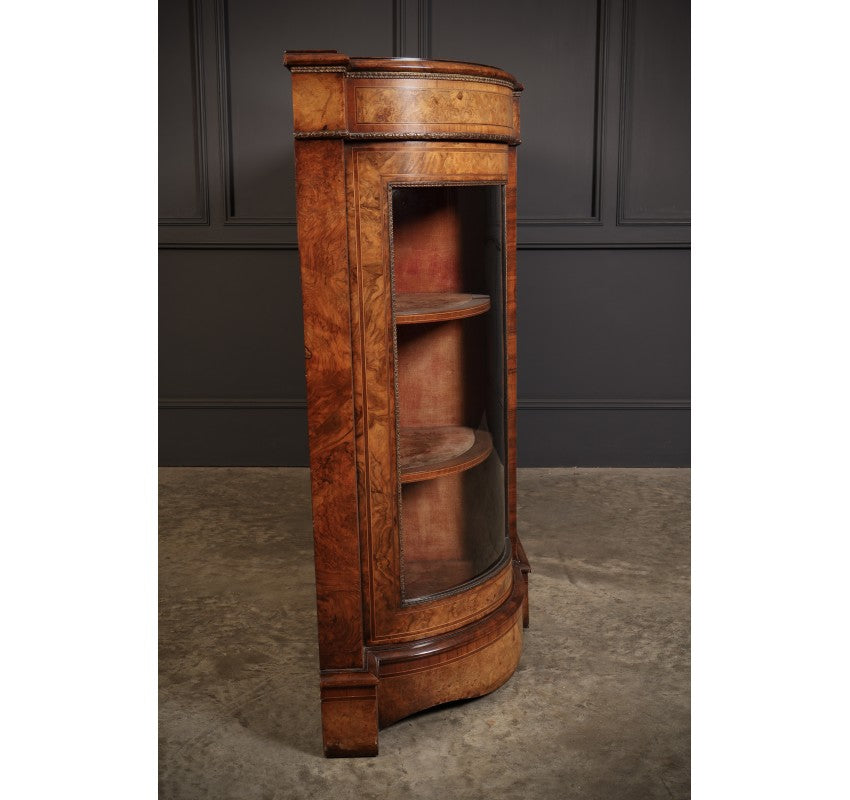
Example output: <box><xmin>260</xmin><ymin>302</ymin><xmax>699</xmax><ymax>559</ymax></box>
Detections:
<box><xmin>289</xmin><ymin>65</ymin><xmax>348</xmax><ymax>73</ymax></box>
<box><xmin>387</xmin><ymin>180</ymin><xmax>506</xmax><ymax>189</ymax></box>
<box><xmin>293</xmin><ymin>130</ymin><xmax>520</xmax><ymax>144</ymax></box>
<box><xmin>387</xmin><ymin>192</ymin><xmax>405</xmax><ymax>601</ymax></box>
<box><xmin>349</xmin><ymin>70</ymin><xmax>516</xmax><ymax>89</ymax></box>
<box><xmin>293</xmin><ymin>130</ymin><xmax>350</xmax><ymax>138</ymax></box>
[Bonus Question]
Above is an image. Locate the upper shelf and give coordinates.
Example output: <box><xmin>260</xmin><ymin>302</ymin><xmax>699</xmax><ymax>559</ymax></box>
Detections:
<box><xmin>399</xmin><ymin>426</ymin><xmax>493</xmax><ymax>484</ymax></box>
<box><xmin>395</xmin><ymin>293</ymin><xmax>490</xmax><ymax>325</ymax></box>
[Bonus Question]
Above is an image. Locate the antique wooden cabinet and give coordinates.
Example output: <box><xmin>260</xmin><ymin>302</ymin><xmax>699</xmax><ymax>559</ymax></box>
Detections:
<box><xmin>283</xmin><ymin>51</ymin><xmax>529</xmax><ymax>757</ymax></box>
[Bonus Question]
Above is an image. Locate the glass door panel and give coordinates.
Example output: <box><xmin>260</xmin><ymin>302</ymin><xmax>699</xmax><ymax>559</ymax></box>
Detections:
<box><xmin>391</xmin><ymin>185</ymin><xmax>508</xmax><ymax>602</ymax></box>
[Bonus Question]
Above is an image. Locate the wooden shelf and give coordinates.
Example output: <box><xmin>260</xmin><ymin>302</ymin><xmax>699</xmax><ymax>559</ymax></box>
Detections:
<box><xmin>403</xmin><ymin>558</ymin><xmax>479</xmax><ymax>599</ymax></box>
<box><xmin>399</xmin><ymin>426</ymin><xmax>493</xmax><ymax>484</ymax></box>
<box><xmin>395</xmin><ymin>292</ymin><xmax>490</xmax><ymax>325</ymax></box>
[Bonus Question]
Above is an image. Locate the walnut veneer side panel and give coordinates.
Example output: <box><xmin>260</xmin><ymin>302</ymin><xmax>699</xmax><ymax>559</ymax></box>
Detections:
<box><xmin>293</xmin><ymin>139</ymin><xmax>365</xmax><ymax>671</ymax></box>
<box><xmin>291</xmin><ymin>72</ymin><xmax>346</xmax><ymax>133</ymax></box>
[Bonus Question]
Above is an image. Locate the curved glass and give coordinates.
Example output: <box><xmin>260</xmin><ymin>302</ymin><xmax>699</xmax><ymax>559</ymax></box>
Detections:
<box><xmin>391</xmin><ymin>185</ymin><xmax>508</xmax><ymax>602</ymax></box>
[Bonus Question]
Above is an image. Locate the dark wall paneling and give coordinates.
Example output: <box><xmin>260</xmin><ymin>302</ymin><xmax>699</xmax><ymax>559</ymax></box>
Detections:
<box><xmin>516</xmin><ymin>247</ymin><xmax>690</xmax><ymax>467</ymax></box>
<box><xmin>617</xmin><ymin>0</ymin><xmax>690</xmax><ymax>223</ymax></box>
<box><xmin>159</xmin><ymin>0</ymin><xmax>208</xmax><ymax>223</ymax></box>
<box><xmin>159</xmin><ymin>249</ymin><xmax>305</xmax><ymax>399</ymax></box>
<box><xmin>159</xmin><ymin>405</ymin><xmax>309</xmax><ymax>466</ymax></box>
<box><xmin>159</xmin><ymin>0</ymin><xmax>691</xmax><ymax>466</ymax></box>
<box><xmin>517</xmin><ymin>248</ymin><xmax>690</xmax><ymax>400</ymax></box>
<box><xmin>431</xmin><ymin>0</ymin><xmax>604</xmax><ymax>224</ymax></box>
<box><xmin>519</xmin><ymin>406</ymin><xmax>689</xmax><ymax>467</ymax></box>
<box><xmin>394</xmin><ymin>0</ymin><xmax>428</xmax><ymax>58</ymax></box>
<box><xmin>158</xmin><ymin>248</ymin><xmax>307</xmax><ymax>465</ymax></box>
<box><xmin>219</xmin><ymin>0</ymin><xmax>393</xmax><ymax>224</ymax></box>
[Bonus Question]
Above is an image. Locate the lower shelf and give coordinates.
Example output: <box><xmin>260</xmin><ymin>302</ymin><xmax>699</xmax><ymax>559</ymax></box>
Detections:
<box><xmin>399</xmin><ymin>426</ymin><xmax>493</xmax><ymax>484</ymax></box>
<box><xmin>403</xmin><ymin>558</ymin><xmax>481</xmax><ymax>599</ymax></box>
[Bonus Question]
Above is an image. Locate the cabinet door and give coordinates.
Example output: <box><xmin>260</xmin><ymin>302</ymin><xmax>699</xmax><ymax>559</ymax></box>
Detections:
<box><xmin>346</xmin><ymin>142</ymin><xmax>516</xmax><ymax>644</ymax></box>
<box><xmin>393</xmin><ymin>184</ymin><xmax>507</xmax><ymax>602</ymax></box>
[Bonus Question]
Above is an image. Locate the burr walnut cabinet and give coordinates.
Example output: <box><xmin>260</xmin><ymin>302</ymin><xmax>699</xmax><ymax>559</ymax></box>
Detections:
<box><xmin>283</xmin><ymin>51</ymin><xmax>530</xmax><ymax>757</ymax></box>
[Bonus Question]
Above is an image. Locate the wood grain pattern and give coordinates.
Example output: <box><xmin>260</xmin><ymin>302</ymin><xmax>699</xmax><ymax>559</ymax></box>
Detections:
<box><xmin>319</xmin><ymin>670</ymin><xmax>379</xmax><ymax>758</ymax></box>
<box><xmin>349</xmin><ymin>141</ymin><xmax>514</xmax><ymax>644</ymax></box>
<box><xmin>286</xmin><ymin>53</ymin><xmax>528</xmax><ymax>756</ymax></box>
<box><xmin>399</xmin><ymin>426</ymin><xmax>492</xmax><ymax>483</ymax></box>
<box><xmin>375</xmin><ymin>564</ymin><xmax>525</xmax><ymax>727</ymax></box>
<box><xmin>293</xmin><ymin>138</ymin><xmax>365</xmax><ymax>672</ymax></box>
<box><xmin>283</xmin><ymin>52</ymin><xmax>520</xmax><ymax>142</ymax></box>
<box><xmin>505</xmin><ymin>146</ymin><xmax>529</xmax><ymax>625</ymax></box>
<box><xmin>290</xmin><ymin>71</ymin><xmax>346</xmax><ymax>133</ymax></box>
<box><xmin>350</xmin><ymin>80</ymin><xmax>515</xmax><ymax>137</ymax></box>
<box><xmin>394</xmin><ymin>292</ymin><xmax>490</xmax><ymax>324</ymax></box>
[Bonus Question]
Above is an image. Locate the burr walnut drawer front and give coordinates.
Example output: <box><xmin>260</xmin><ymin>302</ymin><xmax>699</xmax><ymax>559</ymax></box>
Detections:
<box><xmin>346</xmin><ymin>78</ymin><xmax>517</xmax><ymax>140</ymax></box>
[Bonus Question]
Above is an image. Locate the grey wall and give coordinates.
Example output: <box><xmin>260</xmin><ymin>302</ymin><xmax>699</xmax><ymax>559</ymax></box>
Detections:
<box><xmin>159</xmin><ymin>0</ymin><xmax>690</xmax><ymax>467</ymax></box>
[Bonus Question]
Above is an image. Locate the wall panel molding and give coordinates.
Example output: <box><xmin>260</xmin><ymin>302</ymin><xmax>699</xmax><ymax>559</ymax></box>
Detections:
<box><xmin>418</xmin><ymin>0</ymin><xmax>432</xmax><ymax>59</ymax></box>
<box><xmin>157</xmin><ymin>241</ymin><xmax>690</xmax><ymax>251</ymax></box>
<box><xmin>158</xmin><ymin>242</ymin><xmax>299</xmax><ymax>250</ymax></box>
<box><xmin>518</xmin><ymin>241</ymin><xmax>689</xmax><ymax>250</ymax></box>
<box><xmin>159</xmin><ymin>0</ymin><xmax>210</xmax><ymax>226</ymax></box>
<box><xmin>518</xmin><ymin>398</ymin><xmax>688</xmax><ymax>411</ymax></box>
<box><xmin>159</xmin><ymin>397</ymin><xmax>689</xmax><ymax>412</ymax></box>
<box><xmin>393</xmin><ymin>0</ymin><xmax>408</xmax><ymax>56</ymax></box>
<box><xmin>216</xmin><ymin>0</ymin><xmax>297</xmax><ymax>227</ymax></box>
<box><xmin>518</xmin><ymin>0</ymin><xmax>608</xmax><ymax>227</ymax></box>
<box><xmin>159</xmin><ymin>399</ymin><xmax>689</xmax><ymax>467</ymax></box>
<box><xmin>394</xmin><ymin>0</ymin><xmax>430</xmax><ymax>57</ymax></box>
<box><xmin>616</xmin><ymin>0</ymin><xmax>690</xmax><ymax>226</ymax></box>
<box><xmin>157</xmin><ymin>241</ymin><xmax>689</xmax><ymax>251</ymax></box>
<box><xmin>160</xmin><ymin>397</ymin><xmax>307</xmax><ymax>409</ymax></box>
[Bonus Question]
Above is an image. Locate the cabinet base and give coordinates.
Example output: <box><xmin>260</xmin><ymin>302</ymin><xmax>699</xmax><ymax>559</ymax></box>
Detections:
<box><xmin>319</xmin><ymin>563</ymin><xmax>527</xmax><ymax>756</ymax></box>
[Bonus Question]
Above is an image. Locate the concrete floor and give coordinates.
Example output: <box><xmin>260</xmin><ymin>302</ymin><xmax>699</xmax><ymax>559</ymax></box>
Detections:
<box><xmin>159</xmin><ymin>468</ymin><xmax>690</xmax><ymax>800</ymax></box>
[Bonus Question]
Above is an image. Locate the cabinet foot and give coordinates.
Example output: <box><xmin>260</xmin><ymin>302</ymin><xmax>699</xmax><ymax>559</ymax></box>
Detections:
<box><xmin>320</xmin><ymin>671</ymin><xmax>380</xmax><ymax>757</ymax></box>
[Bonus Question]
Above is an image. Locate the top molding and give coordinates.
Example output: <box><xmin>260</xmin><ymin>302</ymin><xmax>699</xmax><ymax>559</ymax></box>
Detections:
<box><xmin>284</xmin><ymin>51</ymin><xmax>523</xmax><ymax>90</ymax></box>
<box><xmin>283</xmin><ymin>50</ymin><xmax>523</xmax><ymax>144</ymax></box>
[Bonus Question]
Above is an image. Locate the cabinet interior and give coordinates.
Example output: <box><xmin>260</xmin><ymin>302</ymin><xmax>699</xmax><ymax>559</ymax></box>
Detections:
<box><xmin>391</xmin><ymin>185</ymin><xmax>508</xmax><ymax>601</ymax></box>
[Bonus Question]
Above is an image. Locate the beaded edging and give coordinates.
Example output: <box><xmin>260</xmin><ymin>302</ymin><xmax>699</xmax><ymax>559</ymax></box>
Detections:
<box><xmin>293</xmin><ymin>130</ymin><xmax>521</xmax><ymax>144</ymax></box>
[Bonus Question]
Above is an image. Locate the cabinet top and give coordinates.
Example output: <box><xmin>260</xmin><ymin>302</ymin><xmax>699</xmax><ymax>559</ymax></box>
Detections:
<box><xmin>283</xmin><ymin>50</ymin><xmax>523</xmax><ymax>92</ymax></box>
